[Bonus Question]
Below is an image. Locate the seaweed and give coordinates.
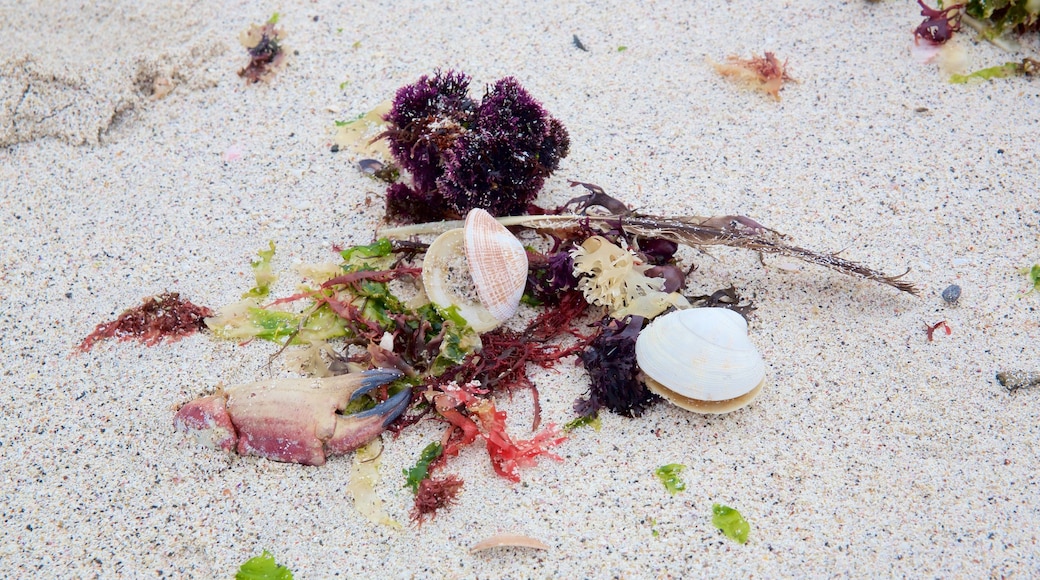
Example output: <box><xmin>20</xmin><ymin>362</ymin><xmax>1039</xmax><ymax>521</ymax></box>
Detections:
<box><xmin>238</xmin><ymin>14</ymin><xmax>288</xmax><ymax>83</ymax></box>
<box><xmin>712</xmin><ymin>53</ymin><xmax>796</xmax><ymax>101</ymax></box>
<box><xmin>77</xmin><ymin>292</ymin><xmax>214</xmax><ymax>352</ymax></box>
<box><xmin>381</xmin><ymin>70</ymin><xmax>569</xmax><ymax>221</ymax></box>
<box><xmin>410</xmin><ymin>475</ymin><xmax>465</xmax><ymax>525</ymax></box>
<box><xmin>575</xmin><ymin>315</ymin><xmax>659</xmax><ymax>418</ymax></box>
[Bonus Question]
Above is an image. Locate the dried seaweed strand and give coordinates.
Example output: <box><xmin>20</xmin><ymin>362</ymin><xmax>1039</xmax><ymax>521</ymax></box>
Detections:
<box><xmin>380</xmin><ymin>213</ymin><xmax>918</xmax><ymax>295</ymax></box>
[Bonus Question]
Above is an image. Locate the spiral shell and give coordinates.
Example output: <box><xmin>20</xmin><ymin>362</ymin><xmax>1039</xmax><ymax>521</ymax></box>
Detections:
<box><xmin>422</xmin><ymin>209</ymin><xmax>528</xmax><ymax>332</ymax></box>
<box><xmin>635</xmin><ymin>307</ymin><xmax>766</xmax><ymax>414</ymax></box>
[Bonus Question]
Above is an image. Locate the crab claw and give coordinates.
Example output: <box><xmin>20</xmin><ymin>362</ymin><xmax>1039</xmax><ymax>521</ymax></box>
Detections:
<box><xmin>326</xmin><ymin>386</ymin><xmax>411</xmax><ymax>456</ymax></box>
<box><xmin>175</xmin><ymin>369</ymin><xmax>407</xmax><ymax>466</ymax></box>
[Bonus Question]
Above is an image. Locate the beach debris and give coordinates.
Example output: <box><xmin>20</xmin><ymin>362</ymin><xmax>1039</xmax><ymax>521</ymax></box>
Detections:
<box><xmin>427</xmin><ymin>385</ymin><xmax>567</xmax><ymax>482</ymax></box>
<box><xmin>655</xmin><ymin>463</ymin><xmax>687</xmax><ymax>495</ymax></box>
<box><xmin>174</xmin><ymin>369</ymin><xmax>408</xmax><ymax>466</ymax></box>
<box><xmin>334</xmin><ymin>101</ymin><xmax>392</xmax><ymax>159</ymax></box>
<box><xmin>571</xmin><ymin>236</ymin><xmax>689</xmax><ymax>320</ymax></box>
<box><xmin>925</xmin><ymin>320</ymin><xmax>952</xmax><ymax>341</ymax></box>
<box><xmin>77</xmin><ymin>292</ymin><xmax>214</xmax><ymax>352</ymax></box>
<box><xmin>470</xmin><ymin>533</ymin><xmax>550</xmax><ymax>553</ymax></box>
<box><xmin>238</xmin><ymin>14</ymin><xmax>288</xmax><ymax>83</ymax></box>
<box><xmin>411</xmin><ymin>475</ymin><xmax>464</xmax><ymax>525</ymax></box>
<box><xmin>941</xmin><ymin>283</ymin><xmax>962</xmax><ymax>304</ymax></box>
<box><xmin>358</xmin><ymin>158</ymin><xmax>399</xmax><ymax>183</ymax></box>
<box><xmin>380</xmin><ymin>70</ymin><xmax>570</xmax><ymax>222</ymax></box>
<box><xmin>562</xmin><ymin>412</ymin><xmax>602</xmax><ymax>432</ymax></box>
<box><xmin>243</xmin><ymin>241</ymin><xmax>277</xmax><ymax>299</ymax></box>
<box><xmin>235</xmin><ymin>549</ymin><xmax>294</xmax><ymax>580</ymax></box>
<box><xmin>712</xmin><ymin>52</ymin><xmax>795</xmax><ymax>101</ymax></box>
<box><xmin>1019</xmin><ymin>263</ymin><xmax>1040</xmax><ymax>297</ymax></box>
<box><xmin>422</xmin><ymin>209</ymin><xmax>528</xmax><ymax>332</ymax></box>
<box><xmin>950</xmin><ymin>58</ymin><xmax>1040</xmax><ymax>83</ymax></box>
<box><xmin>572</xmin><ymin>34</ymin><xmax>588</xmax><ymax>51</ymax></box>
<box><xmin>688</xmin><ymin>286</ymin><xmax>756</xmax><ymax>317</ymax></box>
<box><xmin>575</xmin><ymin>316</ymin><xmax>659</xmax><ymax>418</ymax></box>
<box><xmin>914</xmin><ymin>0</ymin><xmax>964</xmax><ymax>44</ymax></box>
<box><xmin>348</xmin><ymin>439</ymin><xmax>402</xmax><ymax>529</ymax></box>
<box><xmin>996</xmin><ymin>371</ymin><xmax>1040</xmax><ymax>392</ymax></box>
<box><xmin>712</xmin><ymin>504</ymin><xmax>750</xmax><ymax>544</ymax></box>
<box><xmin>962</xmin><ymin>0</ymin><xmax>1040</xmax><ymax>35</ymax></box>
<box><xmin>524</xmin><ymin>248</ymin><xmax>580</xmax><ymax>307</ymax></box>
<box><xmin>380</xmin><ymin>212</ymin><xmax>918</xmax><ymax>295</ymax></box>
<box><xmin>636</xmin><ymin>308</ymin><xmax>766</xmax><ymax>414</ymax></box>
<box><xmin>404</xmin><ymin>442</ymin><xmax>443</xmax><ymax>492</ymax></box>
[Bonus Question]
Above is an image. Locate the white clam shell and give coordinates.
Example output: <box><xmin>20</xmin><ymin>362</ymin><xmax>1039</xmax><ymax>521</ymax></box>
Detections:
<box><xmin>635</xmin><ymin>307</ymin><xmax>766</xmax><ymax>414</ymax></box>
<box><xmin>421</xmin><ymin>209</ymin><xmax>527</xmax><ymax>332</ymax></box>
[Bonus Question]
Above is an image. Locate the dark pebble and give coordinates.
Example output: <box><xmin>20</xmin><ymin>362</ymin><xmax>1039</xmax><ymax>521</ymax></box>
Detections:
<box><xmin>941</xmin><ymin>284</ymin><xmax>961</xmax><ymax>304</ymax></box>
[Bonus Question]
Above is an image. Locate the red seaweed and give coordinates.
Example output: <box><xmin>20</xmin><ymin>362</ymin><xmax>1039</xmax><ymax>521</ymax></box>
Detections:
<box><xmin>76</xmin><ymin>292</ymin><xmax>214</xmax><ymax>352</ymax></box>
<box><xmin>411</xmin><ymin>475</ymin><xmax>464</xmax><ymax>525</ymax></box>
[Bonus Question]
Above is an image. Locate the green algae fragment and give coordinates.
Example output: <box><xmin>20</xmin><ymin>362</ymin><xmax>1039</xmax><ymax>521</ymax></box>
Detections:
<box><xmin>235</xmin><ymin>550</ymin><xmax>293</xmax><ymax>580</ymax></box>
<box><xmin>340</xmin><ymin>238</ymin><xmax>392</xmax><ymax>264</ymax></box>
<box><xmin>950</xmin><ymin>62</ymin><xmax>1022</xmax><ymax>84</ymax></box>
<box><xmin>563</xmin><ymin>413</ymin><xmax>602</xmax><ymax>432</ymax></box>
<box><xmin>1022</xmin><ymin>264</ymin><xmax>1040</xmax><ymax>296</ymax></box>
<box><xmin>243</xmin><ymin>241</ymin><xmax>277</xmax><ymax>299</ymax></box>
<box><xmin>654</xmin><ymin>464</ymin><xmax>686</xmax><ymax>495</ymax></box>
<box><xmin>404</xmin><ymin>442</ymin><xmax>443</xmax><ymax>493</ymax></box>
<box><xmin>712</xmin><ymin>503</ymin><xmax>750</xmax><ymax>544</ymax></box>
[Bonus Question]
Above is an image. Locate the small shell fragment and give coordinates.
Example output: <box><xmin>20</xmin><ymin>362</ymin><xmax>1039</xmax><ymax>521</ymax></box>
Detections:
<box><xmin>469</xmin><ymin>533</ymin><xmax>550</xmax><ymax>553</ymax></box>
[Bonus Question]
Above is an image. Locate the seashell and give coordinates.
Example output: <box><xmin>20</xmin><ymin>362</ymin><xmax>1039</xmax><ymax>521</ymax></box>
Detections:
<box><xmin>422</xmin><ymin>208</ymin><xmax>528</xmax><ymax>332</ymax></box>
<box><xmin>635</xmin><ymin>307</ymin><xmax>766</xmax><ymax>414</ymax></box>
<box><xmin>464</xmin><ymin>208</ymin><xmax>528</xmax><ymax>321</ymax></box>
<box><xmin>470</xmin><ymin>533</ymin><xmax>550</xmax><ymax>553</ymax></box>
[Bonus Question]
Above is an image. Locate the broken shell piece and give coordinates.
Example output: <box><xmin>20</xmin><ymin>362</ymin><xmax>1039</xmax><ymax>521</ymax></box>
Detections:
<box><xmin>635</xmin><ymin>308</ymin><xmax>766</xmax><ymax>414</ymax></box>
<box><xmin>174</xmin><ymin>369</ymin><xmax>407</xmax><ymax>466</ymax></box>
<box><xmin>422</xmin><ymin>209</ymin><xmax>528</xmax><ymax>332</ymax></box>
<box><xmin>469</xmin><ymin>533</ymin><xmax>550</xmax><ymax>553</ymax></box>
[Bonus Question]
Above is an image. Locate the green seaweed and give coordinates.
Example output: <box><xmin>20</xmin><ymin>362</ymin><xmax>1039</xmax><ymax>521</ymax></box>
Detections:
<box><xmin>235</xmin><ymin>550</ymin><xmax>293</xmax><ymax>580</ymax></box>
<box><xmin>563</xmin><ymin>413</ymin><xmax>602</xmax><ymax>432</ymax></box>
<box><xmin>1021</xmin><ymin>263</ymin><xmax>1040</xmax><ymax>296</ymax></box>
<box><xmin>712</xmin><ymin>504</ymin><xmax>750</xmax><ymax>544</ymax></box>
<box><xmin>654</xmin><ymin>464</ymin><xmax>687</xmax><ymax>495</ymax></box>
<box><xmin>404</xmin><ymin>442</ymin><xmax>444</xmax><ymax>493</ymax></box>
<box><xmin>242</xmin><ymin>241</ymin><xmax>277</xmax><ymax>299</ymax></box>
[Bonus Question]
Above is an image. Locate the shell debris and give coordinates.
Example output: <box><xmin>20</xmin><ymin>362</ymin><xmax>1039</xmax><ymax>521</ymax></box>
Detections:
<box><xmin>470</xmin><ymin>533</ymin><xmax>550</xmax><ymax>553</ymax></box>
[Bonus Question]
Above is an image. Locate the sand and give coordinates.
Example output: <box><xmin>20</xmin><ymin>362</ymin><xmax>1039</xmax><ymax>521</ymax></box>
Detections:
<box><xmin>2</xmin><ymin>0</ymin><xmax>1039</xmax><ymax>577</ymax></box>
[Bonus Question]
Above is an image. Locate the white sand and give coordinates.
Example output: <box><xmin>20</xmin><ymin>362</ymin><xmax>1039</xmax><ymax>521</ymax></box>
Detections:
<box><xmin>2</xmin><ymin>0</ymin><xmax>1039</xmax><ymax>577</ymax></box>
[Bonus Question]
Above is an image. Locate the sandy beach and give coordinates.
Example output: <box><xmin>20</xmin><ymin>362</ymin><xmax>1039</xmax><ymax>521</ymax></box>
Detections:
<box><xmin>2</xmin><ymin>0</ymin><xmax>1039</xmax><ymax>577</ymax></box>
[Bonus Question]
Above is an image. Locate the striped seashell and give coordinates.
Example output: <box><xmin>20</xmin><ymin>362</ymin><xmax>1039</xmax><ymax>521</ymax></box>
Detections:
<box><xmin>421</xmin><ymin>209</ymin><xmax>528</xmax><ymax>332</ymax></box>
<box><xmin>464</xmin><ymin>208</ymin><xmax>528</xmax><ymax>323</ymax></box>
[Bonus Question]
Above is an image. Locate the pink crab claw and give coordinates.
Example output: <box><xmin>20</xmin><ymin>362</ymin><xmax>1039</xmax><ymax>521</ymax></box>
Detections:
<box><xmin>174</xmin><ymin>369</ymin><xmax>408</xmax><ymax>466</ymax></box>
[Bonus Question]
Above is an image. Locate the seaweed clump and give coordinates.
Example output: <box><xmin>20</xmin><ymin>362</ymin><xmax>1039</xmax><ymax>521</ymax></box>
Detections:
<box><xmin>77</xmin><ymin>292</ymin><xmax>214</xmax><ymax>352</ymax></box>
<box><xmin>712</xmin><ymin>53</ymin><xmax>795</xmax><ymax>101</ymax></box>
<box><xmin>381</xmin><ymin>70</ymin><xmax>570</xmax><ymax>222</ymax></box>
<box><xmin>411</xmin><ymin>475</ymin><xmax>464</xmax><ymax>525</ymax></box>
<box><xmin>238</xmin><ymin>14</ymin><xmax>288</xmax><ymax>83</ymax></box>
<box><xmin>575</xmin><ymin>315</ymin><xmax>659</xmax><ymax>418</ymax></box>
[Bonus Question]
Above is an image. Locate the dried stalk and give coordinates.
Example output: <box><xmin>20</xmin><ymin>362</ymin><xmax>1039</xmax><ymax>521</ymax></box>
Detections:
<box><xmin>379</xmin><ymin>213</ymin><xmax>918</xmax><ymax>295</ymax></box>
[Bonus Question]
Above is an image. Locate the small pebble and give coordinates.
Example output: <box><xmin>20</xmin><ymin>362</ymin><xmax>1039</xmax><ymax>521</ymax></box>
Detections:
<box><xmin>996</xmin><ymin>371</ymin><xmax>1040</xmax><ymax>392</ymax></box>
<box><xmin>941</xmin><ymin>284</ymin><xmax>961</xmax><ymax>304</ymax></box>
